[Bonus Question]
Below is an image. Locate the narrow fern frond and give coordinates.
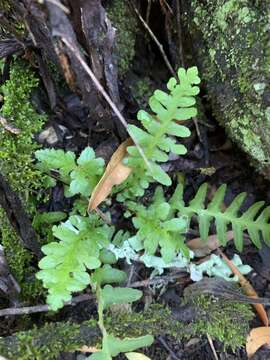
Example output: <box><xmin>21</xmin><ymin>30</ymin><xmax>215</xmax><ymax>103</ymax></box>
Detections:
<box><xmin>117</xmin><ymin>67</ymin><xmax>200</xmax><ymax>200</ymax></box>
<box><xmin>36</xmin><ymin>215</ymin><xmax>110</xmax><ymax>310</ymax></box>
<box><xmin>171</xmin><ymin>183</ymin><xmax>270</xmax><ymax>251</ymax></box>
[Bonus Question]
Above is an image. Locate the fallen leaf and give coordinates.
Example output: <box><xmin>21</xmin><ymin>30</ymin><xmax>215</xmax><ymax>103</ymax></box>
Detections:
<box><xmin>125</xmin><ymin>352</ymin><xmax>152</xmax><ymax>360</ymax></box>
<box><xmin>246</xmin><ymin>327</ymin><xmax>270</xmax><ymax>359</ymax></box>
<box><xmin>78</xmin><ymin>345</ymin><xmax>100</xmax><ymax>353</ymax></box>
<box><xmin>188</xmin><ymin>231</ymin><xmax>234</xmax><ymax>257</ymax></box>
<box><xmin>88</xmin><ymin>138</ymin><xmax>133</xmax><ymax>211</ymax></box>
<box><xmin>218</xmin><ymin>249</ymin><xmax>269</xmax><ymax>327</ymax></box>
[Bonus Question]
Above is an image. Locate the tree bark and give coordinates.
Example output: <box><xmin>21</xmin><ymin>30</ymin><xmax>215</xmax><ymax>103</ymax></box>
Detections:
<box><xmin>186</xmin><ymin>0</ymin><xmax>270</xmax><ymax>176</ymax></box>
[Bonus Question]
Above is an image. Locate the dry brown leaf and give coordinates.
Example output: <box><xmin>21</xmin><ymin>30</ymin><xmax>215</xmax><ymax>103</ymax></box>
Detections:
<box><xmin>88</xmin><ymin>138</ymin><xmax>133</xmax><ymax>211</ymax></box>
<box><xmin>246</xmin><ymin>327</ymin><xmax>270</xmax><ymax>359</ymax></box>
<box><xmin>218</xmin><ymin>249</ymin><xmax>269</xmax><ymax>327</ymax></box>
<box><xmin>188</xmin><ymin>231</ymin><xmax>234</xmax><ymax>257</ymax></box>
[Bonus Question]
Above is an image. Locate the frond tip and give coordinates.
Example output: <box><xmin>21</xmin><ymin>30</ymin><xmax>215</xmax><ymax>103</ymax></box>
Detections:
<box><xmin>171</xmin><ymin>183</ymin><xmax>270</xmax><ymax>251</ymax></box>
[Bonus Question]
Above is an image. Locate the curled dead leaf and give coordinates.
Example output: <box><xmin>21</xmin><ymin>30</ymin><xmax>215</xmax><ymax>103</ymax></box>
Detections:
<box><xmin>246</xmin><ymin>327</ymin><xmax>270</xmax><ymax>359</ymax></box>
<box><xmin>88</xmin><ymin>138</ymin><xmax>133</xmax><ymax>211</ymax></box>
<box><xmin>188</xmin><ymin>231</ymin><xmax>234</xmax><ymax>257</ymax></box>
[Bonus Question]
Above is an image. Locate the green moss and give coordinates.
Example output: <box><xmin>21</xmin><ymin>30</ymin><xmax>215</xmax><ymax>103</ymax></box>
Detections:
<box><xmin>107</xmin><ymin>0</ymin><xmax>138</xmax><ymax>76</ymax></box>
<box><xmin>0</xmin><ymin>300</ymin><xmax>253</xmax><ymax>359</ymax></box>
<box><xmin>0</xmin><ymin>320</ymin><xmax>97</xmax><ymax>360</ymax></box>
<box><xmin>0</xmin><ymin>60</ymin><xmax>46</xmax><ymax>301</ymax></box>
<box><xmin>189</xmin><ymin>295</ymin><xmax>253</xmax><ymax>351</ymax></box>
<box><xmin>191</xmin><ymin>0</ymin><xmax>270</xmax><ymax>174</ymax></box>
<box><xmin>131</xmin><ymin>77</ymin><xmax>155</xmax><ymax>108</ymax></box>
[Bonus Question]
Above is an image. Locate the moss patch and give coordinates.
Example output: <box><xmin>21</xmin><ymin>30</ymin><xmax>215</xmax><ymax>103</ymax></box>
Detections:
<box><xmin>107</xmin><ymin>0</ymin><xmax>139</xmax><ymax>77</ymax></box>
<box><xmin>0</xmin><ymin>60</ymin><xmax>46</xmax><ymax>300</ymax></box>
<box><xmin>190</xmin><ymin>0</ymin><xmax>270</xmax><ymax>175</ymax></box>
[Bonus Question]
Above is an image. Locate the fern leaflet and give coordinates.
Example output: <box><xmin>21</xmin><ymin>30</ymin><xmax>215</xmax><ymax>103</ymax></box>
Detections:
<box><xmin>117</xmin><ymin>67</ymin><xmax>200</xmax><ymax>200</ymax></box>
<box><xmin>170</xmin><ymin>183</ymin><xmax>270</xmax><ymax>251</ymax></box>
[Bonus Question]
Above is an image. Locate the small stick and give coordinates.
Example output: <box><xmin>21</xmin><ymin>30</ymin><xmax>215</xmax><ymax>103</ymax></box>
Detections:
<box><xmin>38</xmin><ymin>0</ymin><xmax>70</xmax><ymax>14</ymax></box>
<box><xmin>61</xmin><ymin>37</ymin><xmax>151</xmax><ymax>173</ymax></box>
<box><xmin>206</xmin><ymin>333</ymin><xmax>219</xmax><ymax>360</ymax></box>
<box><xmin>146</xmin><ymin>0</ymin><xmax>152</xmax><ymax>25</ymax></box>
<box><xmin>94</xmin><ymin>208</ymin><xmax>112</xmax><ymax>225</ymax></box>
<box><xmin>158</xmin><ymin>336</ymin><xmax>181</xmax><ymax>360</ymax></box>
<box><xmin>130</xmin><ymin>2</ymin><xmax>176</xmax><ymax>77</ymax></box>
<box><xmin>0</xmin><ymin>273</ymin><xmax>185</xmax><ymax>317</ymax></box>
<box><xmin>0</xmin><ymin>114</ymin><xmax>21</xmax><ymax>135</ymax></box>
<box><xmin>0</xmin><ymin>294</ymin><xmax>94</xmax><ymax>317</ymax></box>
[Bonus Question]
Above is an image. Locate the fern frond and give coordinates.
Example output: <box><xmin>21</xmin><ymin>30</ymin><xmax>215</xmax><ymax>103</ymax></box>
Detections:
<box><xmin>36</xmin><ymin>215</ymin><xmax>110</xmax><ymax>310</ymax></box>
<box><xmin>128</xmin><ymin>187</ymin><xmax>189</xmax><ymax>262</ymax></box>
<box><xmin>117</xmin><ymin>67</ymin><xmax>200</xmax><ymax>200</ymax></box>
<box><xmin>171</xmin><ymin>183</ymin><xmax>270</xmax><ymax>251</ymax></box>
<box><xmin>35</xmin><ymin>147</ymin><xmax>104</xmax><ymax>197</ymax></box>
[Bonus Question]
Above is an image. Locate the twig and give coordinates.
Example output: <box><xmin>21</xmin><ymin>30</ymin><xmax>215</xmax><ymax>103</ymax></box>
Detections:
<box><xmin>158</xmin><ymin>336</ymin><xmax>181</xmax><ymax>360</ymax></box>
<box><xmin>129</xmin><ymin>272</ymin><xmax>185</xmax><ymax>288</ymax></box>
<box><xmin>206</xmin><ymin>333</ymin><xmax>219</xmax><ymax>360</ymax></box>
<box><xmin>0</xmin><ymin>114</ymin><xmax>21</xmax><ymax>135</ymax></box>
<box><xmin>0</xmin><ymin>273</ymin><xmax>185</xmax><ymax>317</ymax></box>
<box><xmin>61</xmin><ymin>37</ymin><xmax>151</xmax><ymax>172</ymax></box>
<box><xmin>129</xmin><ymin>2</ymin><xmax>176</xmax><ymax>77</ymax></box>
<box><xmin>146</xmin><ymin>0</ymin><xmax>152</xmax><ymax>25</ymax></box>
<box><xmin>175</xmin><ymin>0</ymin><xmax>185</xmax><ymax>67</ymax></box>
<box><xmin>38</xmin><ymin>0</ymin><xmax>70</xmax><ymax>14</ymax></box>
<box><xmin>0</xmin><ymin>294</ymin><xmax>94</xmax><ymax>317</ymax></box>
<box><xmin>94</xmin><ymin>208</ymin><xmax>112</xmax><ymax>225</ymax></box>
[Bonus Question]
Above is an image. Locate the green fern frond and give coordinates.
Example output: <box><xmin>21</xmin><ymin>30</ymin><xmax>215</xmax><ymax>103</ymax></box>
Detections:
<box><xmin>117</xmin><ymin>67</ymin><xmax>200</xmax><ymax>200</ymax></box>
<box><xmin>36</xmin><ymin>214</ymin><xmax>110</xmax><ymax>310</ymax></box>
<box><xmin>170</xmin><ymin>183</ymin><xmax>270</xmax><ymax>251</ymax></box>
<box><xmin>35</xmin><ymin>147</ymin><xmax>104</xmax><ymax>197</ymax></box>
<box><xmin>128</xmin><ymin>187</ymin><xmax>189</xmax><ymax>262</ymax></box>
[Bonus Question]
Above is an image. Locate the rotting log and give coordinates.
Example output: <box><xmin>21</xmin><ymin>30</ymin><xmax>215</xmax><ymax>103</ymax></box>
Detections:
<box><xmin>186</xmin><ymin>0</ymin><xmax>270</xmax><ymax>176</ymax></box>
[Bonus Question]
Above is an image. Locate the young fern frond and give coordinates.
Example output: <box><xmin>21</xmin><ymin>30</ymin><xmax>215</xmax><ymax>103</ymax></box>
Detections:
<box><xmin>128</xmin><ymin>187</ymin><xmax>189</xmax><ymax>262</ymax></box>
<box><xmin>170</xmin><ymin>183</ymin><xmax>270</xmax><ymax>251</ymax></box>
<box><xmin>118</xmin><ymin>67</ymin><xmax>200</xmax><ymax>200</ymax></box>
<box><xmin>36</xmin><ymin>215</ymin><xmax>110</xmax><ymax>310</ymax></box>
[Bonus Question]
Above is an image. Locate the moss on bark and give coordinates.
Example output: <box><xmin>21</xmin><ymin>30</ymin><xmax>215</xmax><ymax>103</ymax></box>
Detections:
<box><xmin>188</xmin><ymin>0</ymin><xmax>270</xmax><ymax>175</ymax></box>
<box><xmin>0</xmin><ymin>299</ymin><xmax>253</xmax><ymax>359</ymax></box>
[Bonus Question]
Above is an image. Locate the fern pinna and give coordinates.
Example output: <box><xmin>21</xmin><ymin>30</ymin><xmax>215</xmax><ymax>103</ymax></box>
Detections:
<box><xmin>118</xmin><ymin>67</ymin><xmax>200</xmax><ymax>200</ymax></box>
<box><xmin>170</xmin><ymin>182</ymin><xmax>270</xmax><ymax>251</ymax></box>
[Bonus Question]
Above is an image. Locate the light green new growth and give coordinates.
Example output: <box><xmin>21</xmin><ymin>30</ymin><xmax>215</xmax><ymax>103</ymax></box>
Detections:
<box><xmin>35</xmin><ymin>147</ymin><xmax>105</xmax><ymax>197</ymax></box>
<box><xmin>36</xmin><ymin>214</ymin><xmax>111</xmax><ymax>310</ymax></box>
<box><xmin>117</xmin><ymin>67</ymin><xmax>200</xmax><ymax>200</ymax></box>
<box><xmin>171</xmin><ymin>182</ymin><xmax>270</xmax><ymax>251</ymax></box>
<box><xmin>128</xmin><ymin>187</ymin><xmax>189</xmax><ymax>262</ymax></box>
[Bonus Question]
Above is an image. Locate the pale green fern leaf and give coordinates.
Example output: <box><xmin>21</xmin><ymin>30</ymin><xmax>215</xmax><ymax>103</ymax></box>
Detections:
<box><xmin>35</xmin><ymin>147</ymin><xmax>104</xmax><ymax>197</ymax></box>
<box><xmin>36</xmin><ymin>215</ymin><xmax>110</xmax><ymax>310</ymax></box>
<box><xmin>171</xmin><ymin>183</ymin><xmax>270</xmax><ymax>251</ymax></box>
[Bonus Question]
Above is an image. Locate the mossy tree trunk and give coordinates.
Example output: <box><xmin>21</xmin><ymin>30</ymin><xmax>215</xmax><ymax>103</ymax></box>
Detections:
<box><xmin>186</xmin><ymin>0</ymin><xmax>270</xmax><ymax>176</ymax></box>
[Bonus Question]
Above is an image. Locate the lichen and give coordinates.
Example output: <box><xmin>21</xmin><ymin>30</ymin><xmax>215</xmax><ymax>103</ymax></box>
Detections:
<box><xmin>190</xmin><ymin>0</ymin><xmax>270</xmax><ymax>175</ymax></box>
<box><xmin>0</xmin><ymin>60</ymin><xmax>46</xmax><ymax>300</ymax></box>
<box><xmin>107</xmin><ymin>0</ymin><xmax>138</xmax><ymax>76</ymax></box>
